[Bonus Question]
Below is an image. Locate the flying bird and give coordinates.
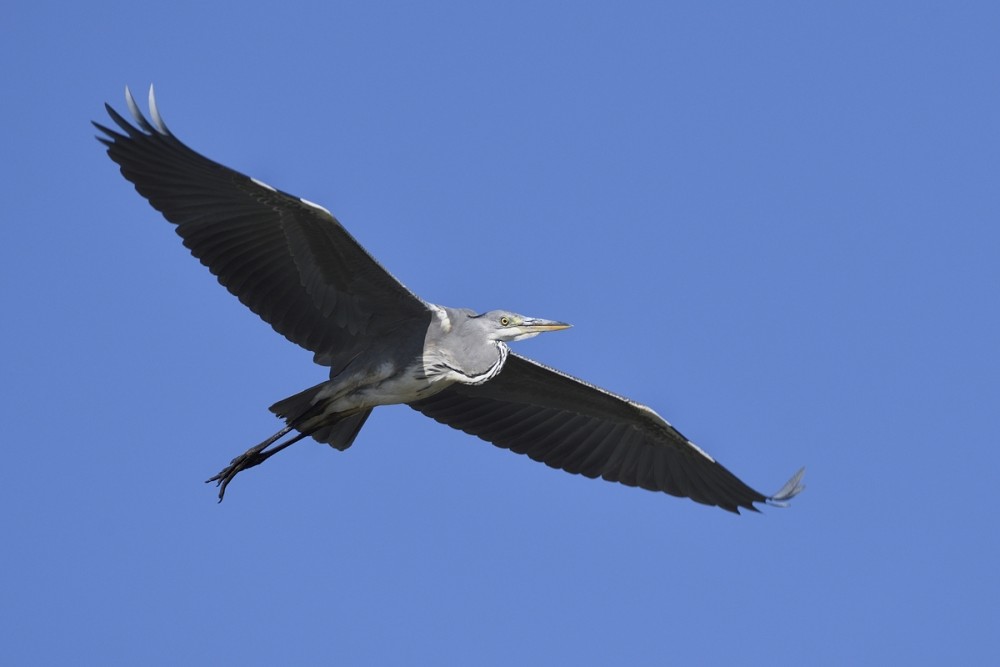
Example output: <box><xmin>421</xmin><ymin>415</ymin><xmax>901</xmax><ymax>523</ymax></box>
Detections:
<box><xmin>95</xmin><ymin>86</ymin><xmax>804</xmax><ymax>513</ymax></box>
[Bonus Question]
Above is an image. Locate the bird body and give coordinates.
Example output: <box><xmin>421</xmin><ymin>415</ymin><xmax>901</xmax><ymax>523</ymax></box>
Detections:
<box><xmin>95</xmin><ymin>86</ymin><xmax>804</xmax><ymax>512</ymax></box>
<box><xmin>293</xmin><ymin>308</ymin><xmax>519</xmax><ymax>415</ymax></box>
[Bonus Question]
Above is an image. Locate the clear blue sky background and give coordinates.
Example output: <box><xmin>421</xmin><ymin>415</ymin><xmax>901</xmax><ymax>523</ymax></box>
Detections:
<box><xmin>3</xmin><ymin>2</ymin><xmax>998</xmax><ymax>664</ymax></box>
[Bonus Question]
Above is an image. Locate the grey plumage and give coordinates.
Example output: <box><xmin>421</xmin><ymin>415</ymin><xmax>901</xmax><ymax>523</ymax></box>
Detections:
<box><xmin>94</xmin><ymin>86</ymin><xmax>805</xmax><ymax>513</ymax></box>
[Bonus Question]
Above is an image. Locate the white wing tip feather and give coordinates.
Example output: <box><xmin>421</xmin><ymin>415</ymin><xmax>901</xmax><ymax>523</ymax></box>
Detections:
<box><xmin>147</xmin><ymin>84</ymin><xmax>160</xmax><ymax>129</ymax></box>
<box><xmin>147</xmin><ymin>84</ymin><xmax>168</xmax><ymax>134</ymax></box>
<box><xmin>124</xmin><ymin>85</ymin><xmax>141</xmax><ymax>123</ymax></box>
<box><xmin>123</xmin><ymin>83</ymin><xmax>168</xmax><ymax>136</ymax></box>
<box><xmin>766</xmin><ymin>467</ymin><xmax>806</xmax><ymax>507</ymax></box>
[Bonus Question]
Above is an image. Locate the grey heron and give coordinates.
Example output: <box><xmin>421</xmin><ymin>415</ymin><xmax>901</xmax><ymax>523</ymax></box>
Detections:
<box><xmin>94</xmin><ymin>86</ymin><xmax>804</xmax><ymax>513</ymax></box>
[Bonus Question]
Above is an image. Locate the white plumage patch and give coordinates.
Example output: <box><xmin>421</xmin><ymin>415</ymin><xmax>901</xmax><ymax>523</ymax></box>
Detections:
<box><xmin>250</xmin><ymin>177</ymin><xmax>277</xmax><ymax>192</ymax></box>
<box><xmin>428</xmin><ymin>304</ymin><xmax>452</xmax><ymax>333</ymax></box>
<box><xmin>634</xmin><ymin>402</ymin><xmax>716</xmax><ymax>462</ymax></box>
<box><xmin>298</xmin><ymin>197</ymin><xmax>332</xmax><ymax>215</ymax></box>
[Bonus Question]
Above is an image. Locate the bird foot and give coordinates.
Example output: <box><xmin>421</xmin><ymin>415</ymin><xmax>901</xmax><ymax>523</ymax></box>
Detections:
<box><xmin>206</xmin><ymin>447</ymin><xmax>270</xmax><ymax>501</ymax></box>
<box><xmin>206</xmin><ymin>424</ymin><xmax>301</xmax><ymax>501</ymax></box>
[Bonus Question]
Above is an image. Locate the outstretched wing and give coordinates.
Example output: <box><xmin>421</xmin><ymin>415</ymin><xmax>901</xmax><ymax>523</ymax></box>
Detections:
<box><xmin>94</xmin><ymin>86</ymin><xmax>429</xmax><ymax>368</ymax></box>
<box><xmin>410</xmin><ymin>354</ymin><xmax>805</xmax><ymax>513</ymax></box>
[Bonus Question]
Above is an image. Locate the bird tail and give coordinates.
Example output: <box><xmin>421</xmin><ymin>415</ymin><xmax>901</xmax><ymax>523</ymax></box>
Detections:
<box><xmin>308</xmin><ymin>410</ymin><xmax>372</xmax><ymax>451</ymax></box>
<box><xmin>269</xmin><ymin>383</ymin><xmax>373</xmax><ymax>451</ymax></box>
<box><xmin>269</xmin><ymin>381</ymin><xmax>327</xmax><ymax>422</ymax></box>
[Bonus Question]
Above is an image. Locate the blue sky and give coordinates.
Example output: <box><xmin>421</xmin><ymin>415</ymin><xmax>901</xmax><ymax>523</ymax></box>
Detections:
<box><xmin>3</xmin><ymin>2</ymin><xmax>998</xmax><ymax>664</ymax></box>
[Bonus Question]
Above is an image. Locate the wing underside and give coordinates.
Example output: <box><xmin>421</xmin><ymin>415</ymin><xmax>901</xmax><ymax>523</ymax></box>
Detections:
<box><xmin>94</xmin><ymin>86</ymin><xmax>428</xmax><ymax>367</ymax></box>
<box><xmin>411</xmin><ymin>354</ymin><xmax>804</xmax><ymax>513</ymax></box>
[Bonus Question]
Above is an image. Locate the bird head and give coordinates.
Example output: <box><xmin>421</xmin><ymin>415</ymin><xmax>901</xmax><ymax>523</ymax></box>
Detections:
<box><xmin>479</xmin><ymin>310</ymin><xmax>571</xmax><ymax>342</ymax></box>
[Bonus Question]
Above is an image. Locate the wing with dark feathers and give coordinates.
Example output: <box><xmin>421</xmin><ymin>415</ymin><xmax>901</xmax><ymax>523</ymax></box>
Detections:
<box><xmin>409</xmin><ymin>354</ymin><xmax>805</xmax><ymax>513</ymax></box>
<box><xmin>94</xmin><ymin>86</ymin><xmax>429</xmax><ymax>367</ymax></box>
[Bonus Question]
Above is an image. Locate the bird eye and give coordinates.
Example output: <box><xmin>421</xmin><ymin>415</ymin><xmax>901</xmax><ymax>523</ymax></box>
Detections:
<box><xmin>500</xmin><ymin>316</ymin><xmax>510</xmax><ymax>326</ymax></box>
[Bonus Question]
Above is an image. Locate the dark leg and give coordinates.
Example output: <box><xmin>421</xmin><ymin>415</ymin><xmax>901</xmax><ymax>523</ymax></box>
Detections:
<box><xmin>206</xmin><ymin>425</ymin><xmax>311</xmax><ymax>501</ymax></box>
